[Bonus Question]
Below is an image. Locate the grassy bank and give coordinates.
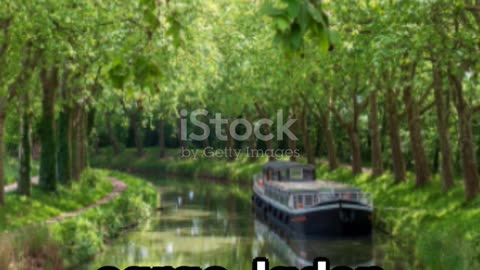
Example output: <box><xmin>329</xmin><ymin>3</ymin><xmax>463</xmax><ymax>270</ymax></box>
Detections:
<box><xmin>93</xmin><ymin>147</ymin><xmax>266</xmax><ymax>183</ymax></box>
<box><xmin>93</xmin><ymin>147</ymin><xmax>480</xmax><ymax>269</ymax></box>
<box><xmin>0</xmin><ymin>169</ymin><xmax>158</xmax><ymax>269</ymax></box>
<box><xmin>0</xmin><ymin>169</ymin><xmax>113</xmax><ymax>232</ymax></box>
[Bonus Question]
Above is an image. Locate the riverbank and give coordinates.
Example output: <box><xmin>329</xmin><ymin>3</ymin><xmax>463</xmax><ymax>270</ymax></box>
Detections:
<box><xmin>93</xmin><ymin>147</ymin><xmax>480</xmax><ymax>269</ymax></box>
<box><xmin>0</xmin><ymin>169</ymin><xmax>158</xmax><ymax>269</ymax></box>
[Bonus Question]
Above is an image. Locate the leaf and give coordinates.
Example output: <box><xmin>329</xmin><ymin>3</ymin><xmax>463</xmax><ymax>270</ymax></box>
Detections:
<box><xmin>261</xmin><ymin>3</ymin><xmax>286</xmax><ymax>17</ymax></box>
<box><xmin>108</xmin><ymin>61</ymin><xmax>128</xmax><ymax>89</ymax></box>
<box><xmin>319</xmin><ymin>28</ymin><xmax>330</xmax><ymax>53</ymax></box>
<box><xmin>285</xmin><ymin>0</ymin><xmax>301</xmax><ymax>19</ymax></box>
<box><xmin>305</xmin><ymin>1</ymin><xmax>326</xmax><ymax>27</ymax></box>
<box><xmin>275</xmin><ymin>17</ymin><xmax>290</xmax><ymax>32</ymax></box>
<box><xmin>166</xmin><ymin>15</ymin><xmax>182</xmax><ymax>48</ymax></box>
<box><xmin>328</xmin><ymin>30</ymin><xmax>341</xmax><ymax>46</ymax></box>
<box><xmin>296</xmin><ymin>4</ymin><xmax>310</xmax><ymax>33</ymax></box>
<box><xmin>139</xmin><ymin>0</ymin><xmax>156</xmax><ymax>10</ymax></box>
<box><xmin>289</xmin><ymin>23</ymin><xmax>303</xmax><ymax>50</ymax></box>
<box><xmin>144</xmin><ymin>10</ymin><xmax>160</xmax><ymax>29</ymax></box>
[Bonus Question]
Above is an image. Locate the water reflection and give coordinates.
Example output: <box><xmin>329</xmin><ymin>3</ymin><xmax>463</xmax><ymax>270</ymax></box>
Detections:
<box><xmin>254</xmin><ymin>220</ymin><xmax>373</xmax><ymax>268</ymax></box>
<box><xmin>83</xmin><ymin>177</ymin><xmax>401</xmax><ymax>270</ymax></box>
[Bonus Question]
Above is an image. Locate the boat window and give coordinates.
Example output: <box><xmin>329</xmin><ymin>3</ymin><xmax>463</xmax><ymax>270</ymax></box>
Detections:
<box><xmin>289</xmin><ymin>168</ymin><xmax>304</xmax><ymax>181</ymax></box>
<box><xmin>280</xmin><ymin>170</ymin><xmax>287</xmax><ymax>180</ymax></box>
<box><xmin>312</xmin><ymin>194</ymin><xmax>318</xmax><ymax>205</ymax></box>
<box><xmin>304</xmin><ymin>194</ymin><xmax>313</xmax><ymax>206</ymax></box>
<box><xmin>294</xmin><ymin>195</ymin><xmax>303</xmax><ymax>205</ymax></box>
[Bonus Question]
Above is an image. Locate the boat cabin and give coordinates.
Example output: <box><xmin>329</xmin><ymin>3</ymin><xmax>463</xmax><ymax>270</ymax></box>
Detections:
<box><xmin>262</xmin><ymin>162</ymin><xmax>316</xmax><ymax>182</ymax></box>
<box><xmin>256</xmin><ymin>162</ymin><xmax>372</xmax><ymax>209</ymax></box>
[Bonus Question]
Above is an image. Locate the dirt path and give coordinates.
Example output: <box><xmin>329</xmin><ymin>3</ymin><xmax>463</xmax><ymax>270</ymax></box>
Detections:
<box><xmin>3</xmin><ymin>176</ymin><xmax>39</xmax><ymax>193</ymax></box>
<box><xmin>46</xmin><ymin>178</ymin><xmax>127</xmax><ymax>224</ymax></box>
<box><xmin>3</xmin><ymin>177</ymin><xmax>128</xmax><ymax>224</ymax></box>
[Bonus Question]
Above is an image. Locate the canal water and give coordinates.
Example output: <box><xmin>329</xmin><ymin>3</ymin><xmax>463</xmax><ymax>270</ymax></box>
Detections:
<box><xmin>84</xmin><ymin>176</ymin><xmax>415</xmax><ymax>270</ymax></box>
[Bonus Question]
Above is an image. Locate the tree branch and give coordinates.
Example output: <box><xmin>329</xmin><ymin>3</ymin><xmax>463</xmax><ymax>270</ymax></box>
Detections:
<box><xmin>420</xmin><ymin>101</ymin><xmax>435</xmax><ymax>116</ymax></box>
<box><xmin>0</xmin><ymin>17</ymin><xmax>13</xmax><ymax>58</ymax></box>
<box><xmin>329</xmin><ymin>105</ymin><xmax>349</xmax><ymax>130</ymax></box>
<box><xmin>472</xmin><ymin>104</ymin><xmax>480</xmax><ymax>114</ymax></box>
<box><xmin>358</xmin><ymin>94</ymin><xmax>370</xmax><ymax>114</ymax></box>
<box><xmin>417</xmin><ymin>83</ymin><xmax>433</xmax><ymax>107</ymax></box>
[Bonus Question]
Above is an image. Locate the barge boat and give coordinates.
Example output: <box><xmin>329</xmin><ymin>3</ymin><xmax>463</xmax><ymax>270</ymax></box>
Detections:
<box><xmin>252</xmin><ymin>162</ymin><xmax>373</xmax><ymax>237</ymax></box>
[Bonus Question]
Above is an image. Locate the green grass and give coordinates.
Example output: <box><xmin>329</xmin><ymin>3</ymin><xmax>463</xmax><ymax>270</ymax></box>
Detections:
<box><xmin>0</xmin><ymin>169</ymin><xmax>158</xmax><ymax>269</ymax></box>
<box><xmin>0</xmin><ymin>169</ymin><xmax>113</xmax><ymax>232</ymax></box>
<box><xmin>93</xmin><ymin>147</ymin><xmax>480</xmax><ymax>270</ymax></box>
<box><xmin>93</xmin><ymin>147</ymin><xmax>275</xmax><ymax>183</ymax></box>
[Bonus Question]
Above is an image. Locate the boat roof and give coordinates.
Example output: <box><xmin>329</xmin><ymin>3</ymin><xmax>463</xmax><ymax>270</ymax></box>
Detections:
<box><xmin>267</xmin><ymin>180</ymin><xmax>356</xmax><ymax>191</ymax></box>
<box><xmin>262</xmin><ymin>161</ymin><xmax>315</xmax><ymax>171</ymax></box>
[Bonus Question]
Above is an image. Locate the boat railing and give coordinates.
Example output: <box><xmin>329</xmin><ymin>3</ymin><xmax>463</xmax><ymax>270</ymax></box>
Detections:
<box><xmin>287</xmin><ymin>191</ymin><xmax>373</xmax><ymax>210</ymax></box>
<box><xmin>253</xmin><ymin>173</ymin><xmax>373</xmax><ymax>209</ymax></box>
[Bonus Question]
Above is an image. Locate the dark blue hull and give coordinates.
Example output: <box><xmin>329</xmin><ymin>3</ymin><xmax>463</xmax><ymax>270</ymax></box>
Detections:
<box><xmin>253</xmin><ymin>191</ymin><xmax>373</xmax><ymax>237</ymax></box>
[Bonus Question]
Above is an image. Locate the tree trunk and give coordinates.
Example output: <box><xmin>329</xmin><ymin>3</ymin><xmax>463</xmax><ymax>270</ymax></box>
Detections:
<box><xmin>369</xmin><ymin>92</ymin><xmax>383</xmax><ymax>177</ymax></box>
<box><xmin>288</xmin><ymin>137</ymin><xmax>297</xmax><ymax>161</ymax></box>
<box><xmin>432</xmin><ymin>61</ymin><xmax>454</xmax><ymax>190</ymax></box>
<box><xmin>201</xmin><ymin>115</ymin><xmax>210</xmax><ymax>149</ymax></box>
<box><xmin>248</xmin><ymin>131</ymin><xmax>257</xmax><ymax>162</ymax></box>
<box><xmin>177</xmin><ymin>117</ymin><xmax>187</xmax><ymax>150</ymax></box>
<box><xmin>288</xmin><ymin>113</ymin><xmax>298</xmax><ymax>162</ymax></box>
<box><xmin>81</xmin><ymin>109</ymin><xmax>89</xmax><ymax>170</ymax></box>
<box><xmin>319</xmin><ymin>113</ymin><xmax>338</xmax><ymax>171</ymax></box>
<box><xmin>39</xmin><ymin>68</ymin><xmax>58</xmax><ymax>192</ymax></box>
<box><xmin>449</xmin><ymin>73</ymin><xmax>479</xmax><ymax>201</ymax></box>
<box><xmin>71</xmin><ymin>105</ymin><xmax>81</xmax><ymax>181</ymax></box>
<box><xmin>226</xmin><ymin>125</ymin><xmax>235</xmax><ymax>162</ymax></box>
<box><xmin>385</xmin><ymin>89</ymin><xmax>406</xmax><ymax>183</ymax></box>
<box><xmin>403</xmin><ymin>85</ymin><xmax>431</xmax><ymax>187</ymax></box>
<box><xmin>71</xmin><ymin>104</ymin><xmax>88</xmax><ymax>181</ymax></box>
<box><xmin>348</xmin><ymin>128</ymin><xmax>362</xmax><ymax>175</ymax></box>
<box><xmin>0</xmin><ymin>108</ymin><xmax>6</xmax><ymax>205</ymax></box>
<box><xmin>301</xmin><ymin>108</ymin><xmax>315</xmax><ymax>165</ymax></box>
<box><xmin>254</xmin><ymin>102</ymin><xmax>275</xmax><ymax>161</ymax></box>
<box><xmin>57</xmin><ymin>108</ymin><xmax>72</xmax><ymax>185</ymax></box>
<box><xmin>158</xmin><ymin>119</ymin><xmax>166</xmax><ymax>158</ymax></box>
<box><xmin>131</xmin><ymin>111</ymin><xmax>144</xmax><ymax>157</ymax></box>
<box><xmin>105</xmin><ymin>112</ymin><xmax>120</xmax><ymax>155</ymax></box>
<box><xmin>18</xmin><ymin>103</ymin><xmax>32</xmax><ymax>195</ymax></box>
<box><xmin>456</xmin><ymin>108</ymin><xmax>479</xmax><ymax>200</ymax></box>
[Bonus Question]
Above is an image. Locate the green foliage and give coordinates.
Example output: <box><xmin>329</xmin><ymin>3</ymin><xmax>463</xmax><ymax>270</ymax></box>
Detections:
<box><xmin>3</xmin><ymin>156</ymin><xmax>39</xmax><ymax>185</ymax></box>
<box><xmin>80</xmin><ymin>168</ymin><xmax>100</xmax><ymax>188</ymax></box>
<box><xmin>0</xmin><ymin>170</ymin><xmax>112</xmax><ymax>232</ymax></box>
<box><xmin>262</xmin><ymin>0</ymin><xmax>333</xmax><ymax>52</ymax></box>
<box><xmin>57</xmin><ymin>218</ymin><xmax>104</xmax><ymax>265</ymax></box>
<box><xmin>0</xmin><ymin>169</ymin><xmax>158</xmax><ymax>268</ymax></box>
<box><xmin>13</xmin><ymin>226</ymin><xmax>64</xmax><ymax>269</ymax></box>
<box><xmin>92</xmin><ymin>148</ymin><xmax>266</xmax><ymax>184</ymax></box>
<box><xmin>94</xmin><ymin>148</ymin><xmax>480</xmax><ymax>269</ymax></box>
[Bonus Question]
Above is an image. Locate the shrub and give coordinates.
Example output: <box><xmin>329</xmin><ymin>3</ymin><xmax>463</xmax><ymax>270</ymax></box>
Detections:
<box><xmin>80</xmin><ymin>168</ymin><xmax>100</xmax><ymax>187</ymax></box>
<box><xmin>98</xmin><ymin>209</ymin><xmax>124</xmax><ymax>239</ymax></box>
<box><xmin>113</xmin><ymin>195</ymin><xmax>152</xmax><ymax>227</ymax></box>
<box><xmin>57</xmin><ymin>218</ymin><xmax>104</xmax><ymax>266</ymax></box>
<box><xmin>13</xmin><ymin>226</ymin><xmax>64</xmax><ymax>270</ymax></box>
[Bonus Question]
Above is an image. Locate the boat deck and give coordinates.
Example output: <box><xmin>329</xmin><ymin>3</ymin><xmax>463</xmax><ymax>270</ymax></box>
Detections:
<box><xmin>266</xmin><ymin>180</ymin><xmax>356</xmax><ymax>191</ymax></box>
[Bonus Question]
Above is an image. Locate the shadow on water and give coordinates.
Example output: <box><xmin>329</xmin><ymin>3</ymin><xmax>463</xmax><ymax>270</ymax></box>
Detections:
<box><xmin>82</xmin><ymin>174</ymin><xmax>417</xmax><ymax>270</ymax></box>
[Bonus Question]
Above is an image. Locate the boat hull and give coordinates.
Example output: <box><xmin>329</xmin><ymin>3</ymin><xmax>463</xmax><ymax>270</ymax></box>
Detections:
<box><xmin>253</xmin><ymin>190</ymin><xmax>373</xmax><ymax>237</ymax></box>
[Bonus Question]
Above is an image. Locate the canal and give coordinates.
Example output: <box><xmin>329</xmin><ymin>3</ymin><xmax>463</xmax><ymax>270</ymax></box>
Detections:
<box><xmin>83</xmin><ymin>175</ymin><xmax>414</xmax><ymax>269</ymax></box>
